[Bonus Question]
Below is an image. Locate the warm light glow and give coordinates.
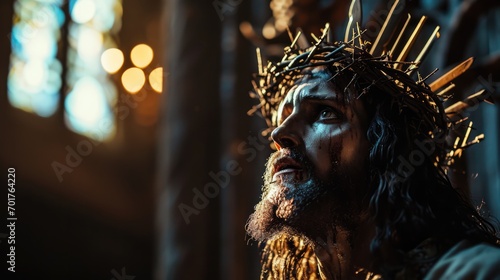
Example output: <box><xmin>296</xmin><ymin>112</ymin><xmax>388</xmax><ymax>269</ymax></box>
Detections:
<box><xmin>24</xmin><ymin>30</ymin><xmax>55</xmax><ymax>60</ymax></box>
<box><xmin>22</xmin><ymin>60</ymin><xmax>47</xmax><ymax>89</ymax></box>
<box><xmin>101</xmin><ymin>48</ymin><xmax>124</xmax><ymax>73</ymax></box>
<box><xmin>66</xmin><ymin>77</ymin><xmax>107</xmax><ymax>124</ymax></box>
<box><xmin>130</xmin><ymin>44</ymin><xmax>153</xmax><ymax>68</ymax></box>
<box><xmin>93</xmin><ymin>8</ymin><xmax>116</xmax><ymax>32</ymax></box>
<box><xmin>65</xmin><ymin>76</ymin><xmax>114</xmax><ymax>140</ymax></box>
<box><xmin>76</xmin><ymin>27</ymin><xmax>103</xmax><ymax>60</ymax></box>
<box><xmin>262</xmin><ymin>24</ymin><xmax>276</xmax><ymax>39</ymax></box>
<box><xmin>71</xmin><ymin>0</ymin><xmax>96</xmax><ymax>24</ymax></box>
<box><xmin>64</xmin><ymin>0</ymin><xmax>121</xmax><ymax>140</ymax></box>
<box><xmin>149</xmin><ymin>67</ymin><xmax>163</xmax><ymax>93</ymax></box>
<box><xmin>275</xmin><ymin>18</ymin><xmax>288</xmax><ymax>32</ymax></box>
<box><xmin>122</xmin><ymin>67</ymin><xmax>145</xmax><ymax>93</ymax></box>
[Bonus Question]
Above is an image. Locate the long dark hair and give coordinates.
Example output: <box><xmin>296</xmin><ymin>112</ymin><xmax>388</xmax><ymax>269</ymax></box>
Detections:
<box><xmin>364</xmin><ymin>80</ymin><xmax>500</xmax><ymax>276</ymax></box>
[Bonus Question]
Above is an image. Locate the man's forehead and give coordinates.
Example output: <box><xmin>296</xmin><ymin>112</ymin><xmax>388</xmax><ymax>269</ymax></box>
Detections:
<box><xmin>279</xmin><ymin>78</ymin><xmax>344</xmax><ymax>107</ymax></box>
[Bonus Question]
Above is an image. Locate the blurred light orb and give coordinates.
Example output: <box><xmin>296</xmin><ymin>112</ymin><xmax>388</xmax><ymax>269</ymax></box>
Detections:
<box><xmin>149</xmin><ymin>67</ymin><xmax>163</xmax><ymax>93</ymax></box>
<box><xmin>24</xmin><ymin>30</ymin><xmax>55</xmax><ymax>60</ymax></box>
<box><xmin>130</xmin><ymin>44</ymin><xmax>153</xmax><ymax>68</ymax></box>
<box><xmin>101</xmin><ymin>48</ymin><xmax>124</xmax><ymax>74</ymax></box>
<box><xmin>71</xmin><ymin>0</ymin><xmax>96</xmax><ymax>24</ymax></box>
<box><xmin>22</xmin><ymin>60</ymin><xmax>47</xmax><ymax>89</ymax></box>
<box><xmin>65</xmin><ymin>76</ymin><xmax>107</xmax><ymax>125</ymax></box>
<box><xmin>262</xmin><ymin>23</ymin><xmax>276</xmax><ymax>39</ymax></box>
<box><xmin>76</xmin><ymin>27</ymin><xmax>103</xmax><ymax>60</ymax></box>
<box><xmin>122</xmin><ymin>67</ymin><xmax>145</xmax><ymax>93</ymax></box>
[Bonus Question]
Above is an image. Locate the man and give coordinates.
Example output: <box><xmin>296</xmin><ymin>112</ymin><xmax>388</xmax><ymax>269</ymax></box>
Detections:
<box><xmin>246</xmin><ymin>25</ymin><xmax>500</xmax><ymax>279</ymax></box>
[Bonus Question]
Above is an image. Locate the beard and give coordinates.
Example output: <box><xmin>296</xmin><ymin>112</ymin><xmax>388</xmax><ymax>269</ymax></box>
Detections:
<box><xmin>246</xmin><ymin>148</ymin><xmax>361</xmax><ymax>243</ymax></box>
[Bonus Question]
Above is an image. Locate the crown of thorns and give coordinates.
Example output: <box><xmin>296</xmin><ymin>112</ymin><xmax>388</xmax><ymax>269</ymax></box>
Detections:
<box><xmin>248</xmin><ymin>15</ymin><xmax>492</xmax><ymax>171</ymax></box>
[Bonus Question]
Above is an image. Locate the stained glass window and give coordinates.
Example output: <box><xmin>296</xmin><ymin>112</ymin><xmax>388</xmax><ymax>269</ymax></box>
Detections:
<box><xmin>8</xmin><ymin>0</ymin><xmax>65</xmax><ymax>117</ymax></box>
<box><xmin>8</xmin><ymin>0</ymin><xmax>123</xmax><ymax>141</ymax></box>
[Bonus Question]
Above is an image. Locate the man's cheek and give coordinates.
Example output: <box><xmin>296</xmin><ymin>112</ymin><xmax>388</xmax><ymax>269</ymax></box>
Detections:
<box><xmin>338</xmin><ymin>131</ymin><xmax>367</xmax><ymax>167</ymax></box>
<box><xmin>311</xmin><ymin>140</ymin><xmax>340</xmax><ymax>179</ymax></box>
<box><xmin>327</xmin><ymin>136</ymin><xmax>342</xmax><ymax>162</ymax></box>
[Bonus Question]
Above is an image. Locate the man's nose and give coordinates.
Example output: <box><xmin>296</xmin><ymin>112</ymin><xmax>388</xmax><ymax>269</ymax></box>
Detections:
<box><xmin>271</xmin><ymin>118</ymin><xmax>302</xmax><ymax>150</ymax></box>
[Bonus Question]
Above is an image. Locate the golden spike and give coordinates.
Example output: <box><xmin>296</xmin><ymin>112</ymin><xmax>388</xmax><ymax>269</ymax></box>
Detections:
<box><xmin>345</xmin><ymin>17</ymin><xmax>354</xmax><ymax>43</ymax></box>
<box><xmin>453</xmin><ymin>136</ymin><xmax>460</xmax><ymax>149</ymax></box>
<box><xmin>470</xmin><ymin>134</ymin><xmax>485</xmax><ymax>145</ymax></box>
<box><xmin>311</xmin><ymin>33</ymin><xmax>320</xmax><ymax>43</ymax></box>
<box><xmin>322</xmin><ymin>23</ymin><xmax>330</xmax><ymax>41</ymax></box>
<box><xmin>296</xmin><ymin>28</ymin><xmax>310</xmax><ymax>49</ymax></box>
<box><xmin>345</xmin><ymin>0</ymin><xmax>362</xmax><ymax>43</ymax></box>
<box><xmin>416</xmin><ymin>71</ymin><xmax>423</xmax><ymax>84</ymax></box>
<box><xmin>429</xmin><ymin>57</ymin><xmax>474</xmax><ymax>92</ymax></box>
<box><xmin>370</xmin><ymin>0</ymin><xmax>401</xmax><ymax>56</ymax></box>
<box><xmin>311</xmin><ymin>23</ymin><xmax>330</xmax><ymax>47</ymax></box>
<box><xmin>407</xmin><ymin>25</ymin><xmax>440</xmax><ymax>74</ymax></box>
<box><xmin>419</xmin><ymin>68</ymin><xmax>439</xmax><ymax>84</ymax></box>
<box><xmin>453</xmin><ymin>117</ymin><xmax>469</xmax><ymax>126</ymax></box>
<box><xmin>352</xmin><ymin>27</ymin><xmax>356</xmax><ymax>46</ymax></box>
<box><xmin>445</xmin><ymin>89</ymin><xmax>488</xmax><ymax>114</ymax></box>
<box><xmin>356</xmin><ymin>22</ymin><xmax>363</xmax><ymax>47</ymax></box>
<box><xmin>256</xmin><ymin>48</ymin><xmax>263</xmax><ymax>75</ymax></box>
<box><xmin>436</xmin><ymin>83</ymin><xmax>455</xmax><ymax>96</ymax></box>
<box><xmin>415</xmin><ymin>26</ymin><xmax>440</xmax><ymax>64</ymax></box>
<box><xmin>290</xmin><ymin>31</ymin><xmax>303</xmax><ymax>49</ymax></box>
<box><xmin>395</xmin><ymin>16</ymin><xmax>427</xmax><ymax>68</ymax></box>
<box><xmin>461</xmin><ymin>121</ymin><xmax>473</xmax><ymax>147</ymax></box>
<box><xmin>350</xmin><ymin>27</ymin><xmax>356</xmax><ymax>47</ymax></box>
<box><xmin>326</xmin><ymin>29</ymin><xmax>331</xmax><ymax>43</ymax></box>
<box><xmin>310</xmin><ymin>23</ymin><xmax>330</xmax><ymax>46</ymax></box>
<box><xmin>309</xmin><ymin>23</ymin><xmax>330</xmax><ymax>52</ymax></box>
<box><xmin>390</xmin><ymin>13</ymin><xmax>411</xmax><ymax>60</ymax></box>
<box><xmin>345</xmin><ymin>1</ymin><xmax>355</xmax><ymax>42</ymax></box>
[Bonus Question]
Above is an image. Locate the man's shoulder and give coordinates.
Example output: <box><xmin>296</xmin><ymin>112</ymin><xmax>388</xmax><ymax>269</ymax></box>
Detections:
<box><xmin>424</xmin><ymin>240</ymin><xmax>500</xmax><ymax>280</ymax></box>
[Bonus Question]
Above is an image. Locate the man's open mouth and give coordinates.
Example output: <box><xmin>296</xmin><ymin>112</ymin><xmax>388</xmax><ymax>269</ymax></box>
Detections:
<box><xmin>272</xmin><ymin>157</ymin><xmax>305</xmax><ymax>183</ymax></box>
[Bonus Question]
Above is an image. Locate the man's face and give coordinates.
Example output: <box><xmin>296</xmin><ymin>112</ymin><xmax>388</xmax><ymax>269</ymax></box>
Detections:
<box><xmin>247</xmin><ymin>69</ymin><xmax>371</xmax><ymax>242</ymax></box>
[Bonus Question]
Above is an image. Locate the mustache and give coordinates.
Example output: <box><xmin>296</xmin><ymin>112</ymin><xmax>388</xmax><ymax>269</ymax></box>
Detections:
<box><xmin>264</xmin><ymin>148</ymin><xmax>312</xmax><ymax>184</ymax></box>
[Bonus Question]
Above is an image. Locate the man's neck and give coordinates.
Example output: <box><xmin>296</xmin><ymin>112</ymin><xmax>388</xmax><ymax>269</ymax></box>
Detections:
<box><xmin>313</xmin><ymin>218</ymin><xmax>375</xmax><ymax>280</ymax></box>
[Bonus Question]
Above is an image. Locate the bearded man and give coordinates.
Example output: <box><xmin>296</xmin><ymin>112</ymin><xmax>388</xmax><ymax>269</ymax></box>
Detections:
<box><xmin>245</xmin><ymin>24</ymin><xmax>500</xmax><ymax>279</ymax></box>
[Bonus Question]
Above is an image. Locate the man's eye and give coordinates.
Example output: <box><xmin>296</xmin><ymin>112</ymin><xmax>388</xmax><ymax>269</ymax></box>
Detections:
<box><xmin>318</xmin><ymin>108</ymin><xmax>338</xmax><ymax>120</ymax></box>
